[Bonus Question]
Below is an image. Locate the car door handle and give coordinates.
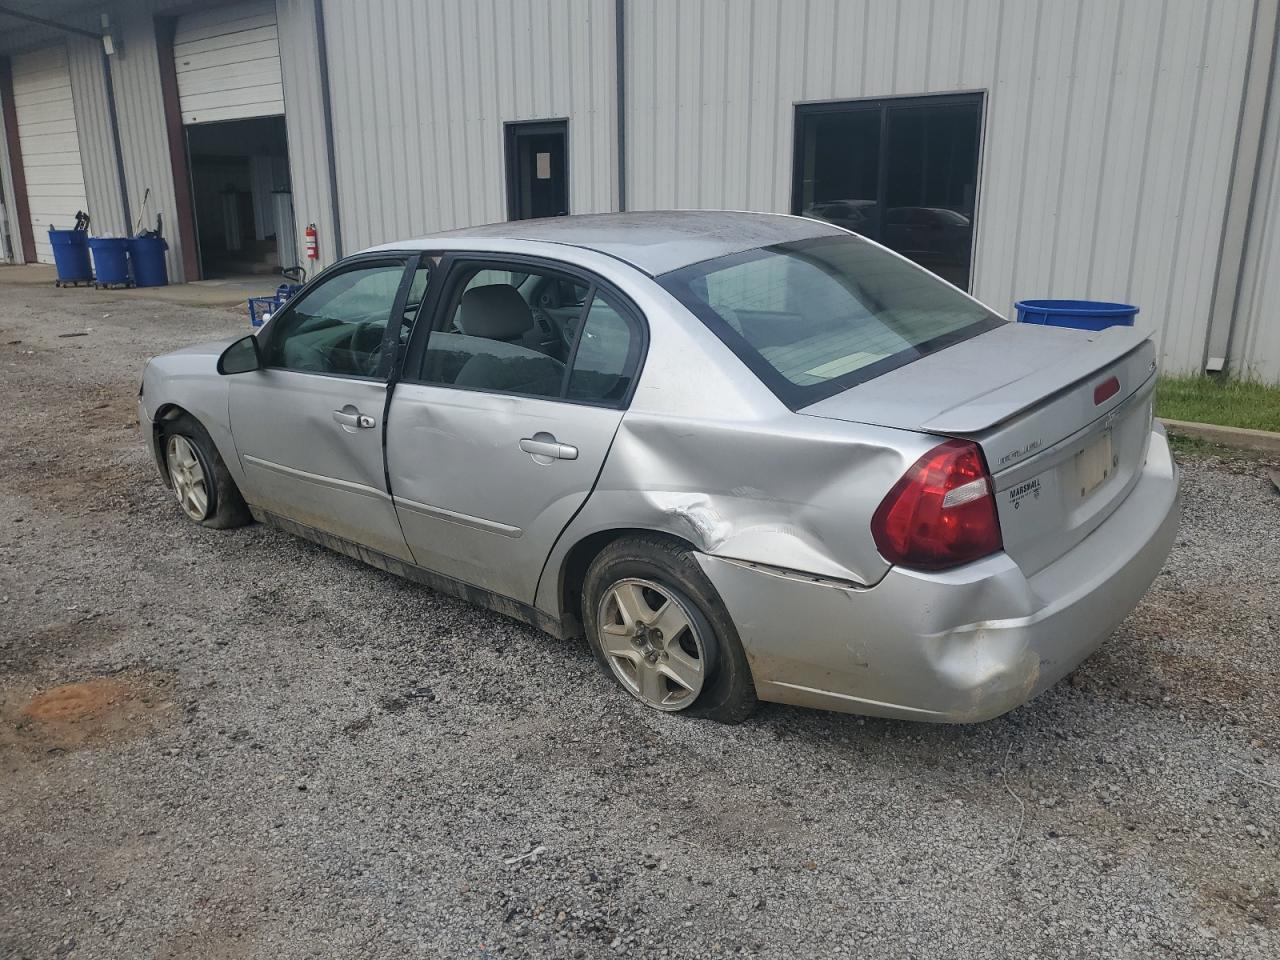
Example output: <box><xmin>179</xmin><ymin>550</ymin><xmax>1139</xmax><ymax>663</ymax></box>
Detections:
<box><xmin>519</xmin><ymin>437</ymin><xmax>578</xmax><ymax>461</ymax></box>
<box><xmin>333</xmin><ymin>409</ymin><xmax>376</xmax><ymax>429</ymax></box>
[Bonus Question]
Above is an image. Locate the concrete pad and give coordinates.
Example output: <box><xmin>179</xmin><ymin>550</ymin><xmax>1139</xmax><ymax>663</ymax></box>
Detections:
<box><xmin>0</xmin><ymin>264</ymin><xmax>272</xmax><ymax>310</ymax></box>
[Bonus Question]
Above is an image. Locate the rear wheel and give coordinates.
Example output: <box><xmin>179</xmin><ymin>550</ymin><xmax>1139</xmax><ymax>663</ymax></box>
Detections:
<box><xmin>160</xmin><ymin>414</ymin><xmax>251</xmax><ymax>529</ymax></box>
<box><xmin>582</xmin><ymin>535</ymin><xmax>757</xmax><ymax>723</ymax></box>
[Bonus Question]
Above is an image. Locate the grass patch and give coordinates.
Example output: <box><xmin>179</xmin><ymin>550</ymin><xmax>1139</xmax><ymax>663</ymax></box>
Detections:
<box><xmin>1155</xmin><ymin>375</ymin><xmax>1280</xmax><ymax>432</ymax></box>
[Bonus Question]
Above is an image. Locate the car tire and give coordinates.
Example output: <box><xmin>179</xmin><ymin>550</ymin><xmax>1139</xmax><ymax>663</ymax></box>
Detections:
<box><xmin>160</xmin><ymin>413</ymin><xmax>251</xmax><ymax>530</ymax></box>
<box><xmin>582</xmin><ymin>534</ymin><xmax>757</xmax><ymax>723</ymax></box>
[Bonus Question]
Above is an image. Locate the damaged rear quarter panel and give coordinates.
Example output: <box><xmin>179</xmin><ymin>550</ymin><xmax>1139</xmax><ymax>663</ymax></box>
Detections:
<box><xmin>538</xmin><ymin>408</ymin><xmax>943</xmax><ymax>615</ymax></box>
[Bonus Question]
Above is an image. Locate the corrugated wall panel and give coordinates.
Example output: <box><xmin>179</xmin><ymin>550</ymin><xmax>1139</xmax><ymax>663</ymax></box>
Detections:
<box><xmin>1232</xmin><ymin>22</ymin><xmax>1280</xmax><ymax>382</ymax></box>
<box><xmin>626</xmin><ymin>0</ymin><xmax>1256</xmax><ymax>374</ymax></box>
<box><xmin>66</xmin><ymin>35</ymin><xmax>127</xmax><ymax>236</ymax></box>
<box><xmin>319</xmin><ymin>0</ymin><xmax>617</xmax><ymax>254</ymax></box>
<box><xmin>107</xmin><ymin>10</ymin><xmax>185</xmax><ymax>280</ymax></box>
<box><xmin>275</xmin><ymin>0</ymin><xmax>338</xmax><ymax>270</ymax></box>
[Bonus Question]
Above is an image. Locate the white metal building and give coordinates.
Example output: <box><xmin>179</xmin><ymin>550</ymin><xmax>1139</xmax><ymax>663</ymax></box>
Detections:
<box><xmin>1</xmin><ymin>0</ymin><xmax>1278</xmax><ymax>379</ymax></box>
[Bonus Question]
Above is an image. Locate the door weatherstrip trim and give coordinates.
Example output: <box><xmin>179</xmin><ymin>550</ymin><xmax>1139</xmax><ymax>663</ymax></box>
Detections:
<box><xmin>243</xmin><ymin>455</ymin><xmax>388</xmax><ymax>500</ymax></box>
<box><xmin>250</xmin><ymin>508</ymin><xmax>570</xmax><ymax>639</ymax></box>
<box><xmin>392</xmin><ymin>496</ymin><xmax>523</xmax><ymax>539</ymax></box>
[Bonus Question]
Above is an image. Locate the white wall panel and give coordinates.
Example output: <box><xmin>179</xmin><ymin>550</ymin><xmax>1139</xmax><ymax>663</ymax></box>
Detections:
<box><xmin>107</xmin><ymin>2</ymin><xmax>189</xmax><ymax>281</ymax></box>
<box><xmin>66</xmin><ymin>35</ymin><xmax>128</xmax><ymax>236</ymax></box>
<box><xmin>321</xmin><ymin>0</ymin><xmax>618</xmax><ymax>253</ymax></box>
<box><xmin>625</xmin><ymin>0</ymin><xmax>1256</xmax><ymax>375</ymax></box>
<box><xmin>276</xmin><ymin>0</ymin><xmax>336</xmax><ymax>269</ymax></box>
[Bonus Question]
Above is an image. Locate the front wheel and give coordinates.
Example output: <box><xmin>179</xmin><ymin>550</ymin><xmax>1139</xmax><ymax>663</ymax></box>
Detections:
<box><xmin>582</xmin><ymin>535</ymin><xmax>757</xmax><ymax>723</ymax></box>
<box><xmin>160</xmin><ymin>414</ymin><xmax>251</xmax><ymax>529</ymax></box>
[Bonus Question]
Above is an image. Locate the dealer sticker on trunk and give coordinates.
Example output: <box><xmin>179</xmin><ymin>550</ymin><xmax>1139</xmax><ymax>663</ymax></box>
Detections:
<box><xmin>1076</xmin><ymin>431</ymin><xmax>1114</xmax><ymax>498</ymax></box>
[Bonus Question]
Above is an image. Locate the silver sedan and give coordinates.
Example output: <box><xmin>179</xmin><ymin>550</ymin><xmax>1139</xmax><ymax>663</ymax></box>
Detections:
<box><xmin>138</xmin><ymin>211</ymin><xmax>1180</xmax><ymax>723</ymax></box>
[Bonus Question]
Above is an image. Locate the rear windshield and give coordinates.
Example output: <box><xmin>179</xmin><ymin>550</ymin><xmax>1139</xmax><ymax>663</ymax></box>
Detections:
<box><xmin>659</xmin><ymin>235</ymin><xmax>1003</xmax><ymax>408</ymax></box>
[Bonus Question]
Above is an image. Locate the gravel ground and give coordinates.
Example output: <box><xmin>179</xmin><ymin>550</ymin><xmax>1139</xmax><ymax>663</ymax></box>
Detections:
<box><xmin>0</xmin><ymin>282</ymin><xmax>1277</xmax><ymax>960</ymax></box>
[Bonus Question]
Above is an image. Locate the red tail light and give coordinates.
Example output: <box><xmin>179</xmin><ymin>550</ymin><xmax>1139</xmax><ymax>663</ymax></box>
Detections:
<box><xmin>871</xmin><ymin>439</ymin><xmax>1003</xmax><ymax>571</ymax></box>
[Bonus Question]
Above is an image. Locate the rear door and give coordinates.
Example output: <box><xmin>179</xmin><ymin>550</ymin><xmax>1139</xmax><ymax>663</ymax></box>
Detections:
<box><xmin>386</xmin><ymin>255</ymin><xmax>645</xmax><ymax>601</ymax></box>
<box><xmin>227</xmin><ymin>255</ymin><xmax>422</xmax><ymax>559</ymax></box>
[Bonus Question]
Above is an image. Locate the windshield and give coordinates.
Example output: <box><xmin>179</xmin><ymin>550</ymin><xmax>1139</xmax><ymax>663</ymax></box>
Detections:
<box><xmin>659</xmin><ymin>235</ymin><xmax>1003</xmax><ymax>408</ymax></box>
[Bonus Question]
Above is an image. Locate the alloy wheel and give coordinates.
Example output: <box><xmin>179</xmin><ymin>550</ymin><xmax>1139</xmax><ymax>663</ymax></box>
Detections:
<box><xmin>166</xmin><ymin>434</ymin><xmax>209</xmax><ymax>521</ymax></box>
<box><xmin>597</xmin><ymin>578</ymin><xmax>709</xmax><ymax>711</ymax></box>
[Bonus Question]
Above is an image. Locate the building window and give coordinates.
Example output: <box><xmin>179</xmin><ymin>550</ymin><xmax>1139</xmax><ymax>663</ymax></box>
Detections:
<box><xmin>792</xmin><ymin>94</ymin><xmax>983</xmax><ymax>290</ymax></box>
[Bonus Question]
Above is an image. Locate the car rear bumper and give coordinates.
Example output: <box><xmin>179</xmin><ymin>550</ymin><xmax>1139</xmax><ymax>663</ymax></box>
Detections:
<box><xmin>696</xmin><ymin>427</ymin><xmax>1180</xmax><ymax>723</ymax></box>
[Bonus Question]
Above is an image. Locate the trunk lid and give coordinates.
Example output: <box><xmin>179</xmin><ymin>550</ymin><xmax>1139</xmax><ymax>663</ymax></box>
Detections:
<box><xmin>801</xmin><ymin>322</ymin><xmax>1158</xmax><ymax>575</ymax></box>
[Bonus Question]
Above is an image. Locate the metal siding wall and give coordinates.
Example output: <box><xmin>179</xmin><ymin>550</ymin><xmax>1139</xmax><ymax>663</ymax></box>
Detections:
<box><xmin>1232</xmin><ymin>27</ymin><xmax>1280</xmax><ymax>382</ymax></box>
<box><xmin>100</xmin><ymin>2</ymin><xmax>198</xmax><ymax>282</ymax></box>
<box><xmin>626</xmin><ymin>0</ymin><xmax>1255</xmax><ymax>375</ymax></box>
<box><xmin>275</xmin><ymin>0</ymin><xmax>337</xmax><ymax>270</ymax></box>
<box><xmin>320</xmin><ymin>0</ymin><xmax>617</xmax><ymax>254</ymax></box>
<box><xmin>67</xmin><ymin>35</ymin><xmax>127</xmax><ymax>236</ymax></box>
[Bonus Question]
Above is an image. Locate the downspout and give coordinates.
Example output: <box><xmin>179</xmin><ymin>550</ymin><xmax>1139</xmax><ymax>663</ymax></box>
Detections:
<box><xmin>314</xmin><ymin>0</ymin><xmax>343</xmax><ymax>259</ymax></box>
<box><xmin>615</xmin><ymin>0</ymin><xmax>626</xmax><ymax>212</ymax></box>
<box><xmin>1202</xmin><ymin>0</ymin><xmax>1280</xmax><ymax>373</ymax></box>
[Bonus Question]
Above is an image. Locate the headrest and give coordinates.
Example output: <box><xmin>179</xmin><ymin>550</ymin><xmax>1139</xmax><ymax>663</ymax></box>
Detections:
<box><xmin>458</xmin><ymin>284</ymin><xmax>533</xmax><ymax>340</ymax></box>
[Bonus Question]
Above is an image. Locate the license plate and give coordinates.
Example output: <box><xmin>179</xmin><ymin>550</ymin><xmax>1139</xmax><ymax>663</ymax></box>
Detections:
<box><xmin>1076</xmin><ymin>431</ymin><xmax>1114</xmax><ymax>497</ymax></box>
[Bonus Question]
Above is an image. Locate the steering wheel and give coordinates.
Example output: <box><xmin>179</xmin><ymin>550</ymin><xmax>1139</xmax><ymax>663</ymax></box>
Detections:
<box><xmin>337</xmin><ymin>321</ymin><xmax>386</xmax><ymax>375</ymax></box>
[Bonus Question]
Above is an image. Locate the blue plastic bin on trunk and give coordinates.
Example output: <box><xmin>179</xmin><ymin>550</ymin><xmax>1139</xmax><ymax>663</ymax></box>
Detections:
<box><xmin>88</xmin><ymin>238</ymin><xmax>131</xmax><ymax>287</ymax></box>
<box><xmin>49</xmin><ymin>229</ymin><xmax>92</xmax><ymax>283</ymax></box>
<box><xmin>129</xmin><ymin>236</ymin><xmax>169</xmax><ymax>287</ymax></box>
<box><xmin>1015</xmin><ymin>299</ymin><xmax>1138</xmax><ymax>332</ymax></box>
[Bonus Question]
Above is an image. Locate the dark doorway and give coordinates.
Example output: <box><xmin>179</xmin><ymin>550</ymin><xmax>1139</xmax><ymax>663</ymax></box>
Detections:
<box><xmin>185</xmin><ymin>115</ymin><xmax>295</xmax><ymax>280</ymax></box>
<box><xmin>505</xmin><ymin>120</ymin><xmax>569</xmax><ymax>221</ymax></box>
<box><xmin>793</xmin><ymin>94</ymin><xmax>982</xmax><ymax>289</ymax></box>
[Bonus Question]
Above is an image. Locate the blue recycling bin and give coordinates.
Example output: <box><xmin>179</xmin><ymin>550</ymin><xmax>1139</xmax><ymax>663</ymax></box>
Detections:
<box><xmin>88</xmin><ymin>237</ymin><xmax>131</xmax><ymax>287</ymax></box>
<box><xmin>48</xmin><ymin>229</ymin><xmax>92</xmax><ymax>284</ymax></box>
<box><xmin>129</xmin><ymin>236</ymin><xmax>169</xmax><ymax>287</ymax></box>
<box><xmin>1015</xmin><ymin>299</ymin><xmax>1138</xmax><ymax>332</ymax></box>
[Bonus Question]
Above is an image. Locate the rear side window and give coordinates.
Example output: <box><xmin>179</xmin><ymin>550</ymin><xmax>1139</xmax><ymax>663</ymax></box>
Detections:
<box><xmin>659</xmin><ymin>235</ymin><xmax>1002</xmax><ymax>408</ymax></box>
<box><xmin>415</xmin><ymin>261</ymin><xmax>644</xmax><ymax>406</ymax></box>
<box><xmin>567</xmin><ymin>293</ymin><xmax>639</xmax><ymax>403</ymax></box>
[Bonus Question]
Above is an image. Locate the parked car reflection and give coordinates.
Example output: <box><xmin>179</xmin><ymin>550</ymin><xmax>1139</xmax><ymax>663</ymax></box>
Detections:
<box><xmin>802</xmin><ymin>199</ymin><xmax>879</xmax><ymax>238</ymax></box>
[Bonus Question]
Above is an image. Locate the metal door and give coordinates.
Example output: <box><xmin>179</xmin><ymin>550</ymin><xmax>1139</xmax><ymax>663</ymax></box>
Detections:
<box><xmin>385</xmin><ymin>384</ymin><xmax>623</xmax><ymax>600</ymax></box>
<box><xmin>227</xmin><ymin>256</ymin><xmax>415</xmax><ymax>560</ymax></box>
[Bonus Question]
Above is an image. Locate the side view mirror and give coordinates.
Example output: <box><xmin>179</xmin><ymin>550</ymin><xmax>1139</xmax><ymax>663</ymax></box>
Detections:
<box><xmin>217</xmin><ymin>334</ymin><xmax>262</xmax><ymax>375</ymax></box>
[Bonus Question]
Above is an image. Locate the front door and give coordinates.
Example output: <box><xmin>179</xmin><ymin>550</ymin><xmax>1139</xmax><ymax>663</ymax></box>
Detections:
<box><xmin>227</xmin><ymin>255</ymin><xmax>424</xmax><ymax>559</ymax></box>
<box><xmin>386</xmin><ymin>257</ymin><xmax>644</xmax><ymax>602</ymax></box>
<box><xmin>505</xmin><ymin>120</ymin><xmax>569</xmax><ymax>220</ymax></box>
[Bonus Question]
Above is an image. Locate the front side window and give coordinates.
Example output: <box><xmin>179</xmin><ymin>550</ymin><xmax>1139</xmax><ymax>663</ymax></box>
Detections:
<box><xmin>266</xmin><ymin>261</ymin><xmax>406</xmax><ymax>376</ymax></box>
<box><xmin>660</xmin><ymin>235</ymin><xmax>1002</xmax><ymax>408</ymax></box>
<box><xmin>416</xmin><ymin>261</ymin><xmax>642</xmax><ymax>405</ymax></box>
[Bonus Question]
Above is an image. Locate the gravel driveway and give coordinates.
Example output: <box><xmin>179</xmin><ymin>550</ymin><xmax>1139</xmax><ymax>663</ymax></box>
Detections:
<box><xmin>1</xmin><ymin>282</ymin><xmax>1277</xmax><ymax>960</ymax></box>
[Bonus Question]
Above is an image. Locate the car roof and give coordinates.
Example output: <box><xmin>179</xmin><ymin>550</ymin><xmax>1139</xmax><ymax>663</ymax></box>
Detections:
<box><xmin>381</xmin><ymin>210</ymin><xmax>845</xmax><ymax>276</ymax></box>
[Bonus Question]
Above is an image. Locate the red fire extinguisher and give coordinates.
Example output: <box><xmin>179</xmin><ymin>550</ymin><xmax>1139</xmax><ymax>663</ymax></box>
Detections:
<box><xmin>304</xmin><ymin>223</ymin><xmax>318</xmax><ymax>260</ymax></box>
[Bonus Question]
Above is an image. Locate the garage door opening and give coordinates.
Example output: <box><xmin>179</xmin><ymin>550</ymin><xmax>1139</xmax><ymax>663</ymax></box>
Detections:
<box><xmin>793</xmin><ymin>94</ymin><xmax>983</xmax><ymax>290</ymax></box>
<box><xmin>185</xmin><ymin>115</ymin><xmax>294</xmax><ymax>280</ymax></box>
<box><xmin>10</xmin><ymin>46</ymin><xmax>88</xmax><ymax>264</ymax></box>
